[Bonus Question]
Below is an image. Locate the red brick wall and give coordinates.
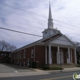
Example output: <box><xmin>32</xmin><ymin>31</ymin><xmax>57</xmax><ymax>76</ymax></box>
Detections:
<box><xmin>51</xmin><ymin>47</ymin><xmax>57</xmax><ymax>64</ymax></box>
<box><xmin>12</xmin><ymin>46</ymin><xmax>34</xmax><ymax>66</ymax></box>
<box><xmin>20</xmin><ymin>50</ymin><xmax>24</xmax><ymax>65</ymax></box>
<box><xmin>60</xmin><ymin>48</ymin><xmax>67</xmax><ymax>63</ymax></box>
<box><xmin>24</xmin><ymin>46</ymin><xmax>34</xmax><ymax>66</ymax></box>
<box><xmin>35</xmin><ymin>45</ymin><xmax>45</xmax><ymax>68</ymax></box>
<box><xmin>72</xmin><ymin>49</ymin><xmax>75</xmax><ymax>63</ymax></box>
<box><xmin>12</xmin><ymin>45</ymin><xmax>45</xmax><ymax>68</ymax></box>
<box><xmin>12</xmin><ymin>46</ymin><xmax>76</xmax><ymax>68</ymax></box>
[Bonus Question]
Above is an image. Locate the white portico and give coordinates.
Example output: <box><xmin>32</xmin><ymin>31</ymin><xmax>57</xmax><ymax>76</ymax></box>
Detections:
<box><xmin>42</xmin><ymin>2</ymin><xmax>77</xmax><ymax>65</ymax></box>
<box><xmin>44</xmin><ymin>35</ymin><xmax>77</xmax><ymax>65</ymax></box>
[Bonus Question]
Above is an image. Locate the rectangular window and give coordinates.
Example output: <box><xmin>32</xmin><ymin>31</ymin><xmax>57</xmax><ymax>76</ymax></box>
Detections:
<box><xmin>31</xmin><ymin>49</ymin><xmax>34</xmax><ymax>58</ymax></box>
<box><xmin>24</xmin><ymin>50</ymin><xmax>26</xmax><ymax>58</ymax></box>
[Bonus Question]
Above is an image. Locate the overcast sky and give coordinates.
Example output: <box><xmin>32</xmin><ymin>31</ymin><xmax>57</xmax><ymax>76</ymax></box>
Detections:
<box><xmin>0</xmin><ymin>0</ymin><xmax>80</xmax><ymax>48</ymax></box>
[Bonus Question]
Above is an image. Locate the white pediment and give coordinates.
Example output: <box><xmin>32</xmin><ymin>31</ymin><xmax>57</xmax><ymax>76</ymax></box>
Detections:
<box><xmin>50</xmin><ymin>35</ymin><xmax>74</xmax><ymax>46</ymax></box>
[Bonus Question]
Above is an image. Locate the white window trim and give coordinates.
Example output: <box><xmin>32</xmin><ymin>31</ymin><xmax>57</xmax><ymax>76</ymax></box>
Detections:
<box><xmin>24</xmin><ymin>50</ymin><xmax>26</xmax><ymax>58</ymax></box>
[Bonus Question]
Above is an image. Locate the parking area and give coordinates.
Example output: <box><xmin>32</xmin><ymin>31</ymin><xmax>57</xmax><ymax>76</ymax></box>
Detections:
<box><xmin>0</xmin><ymin>63</ymin><xmax>34</xmax><ymax>73</ymax></box>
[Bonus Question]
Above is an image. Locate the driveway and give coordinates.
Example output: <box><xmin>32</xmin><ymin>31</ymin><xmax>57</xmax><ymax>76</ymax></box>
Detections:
<box><xmin>0</xmin><ymin>63</ymin><xmax>34</xmax><ymax>73</ymax></box>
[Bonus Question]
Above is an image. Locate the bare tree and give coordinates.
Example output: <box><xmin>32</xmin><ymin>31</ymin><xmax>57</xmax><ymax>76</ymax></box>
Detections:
<box><xmin>0</xmin><ymin>40</ymin><xmax>17</xmax><ymax>52</ymax></box>
<box><xmin>0</xmin><ymin>40</ymin><xmax>7</xmax><ymax>51</ymax></box>
<box><xmin>9</xmin><ymin>45</ymin><xmax>17</xmax><ymax>52</ymax></box>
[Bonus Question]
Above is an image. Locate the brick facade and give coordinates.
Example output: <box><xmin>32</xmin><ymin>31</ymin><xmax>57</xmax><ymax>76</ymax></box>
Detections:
<box><xmin>51</xmin><ymin>47</ymin><xmax>57</xmax><ymax>64</ymax></box>
<box><xmin>11</xmin><ymin>45</ymin><xmax>76</xmax><ymax>68</ymax></box>
<box><xmin>60</xmin><ymin>48</ymin><xmax>67</xmax><ymax>63</ymax></box>
<box><xmin>72</xmin><ymin>49</ymin><xmax>75</xmax><ymax>63</ymax></box>
<box><xmin>35</xmin><ymin>45</ymin><xmax>45</xmax><ymax>68</ymax></box>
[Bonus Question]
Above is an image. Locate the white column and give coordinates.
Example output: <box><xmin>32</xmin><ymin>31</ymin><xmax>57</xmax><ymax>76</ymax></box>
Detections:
<box><xmin>48</xmin><ymin>44</ymin><xmax>52</xmax><ymax>64</ymax></box>
<box><xmin>57</xmin><ymin>46</ymin><xmax>60</xmax><ymax>64</ymax></box>
<box><xmin>45</xmin><ymin>46</ymin><xmax>47</xmax><ymax>64</ymax></box>
<box><xmin>74</xmin><ymin>48</ymin><xmax>77</xmax><ymax>64</ymax></box>
<box><xmin>68</xmin><ymin>47</ymin><xmax>70</xmax><ymax>64</ymax></box>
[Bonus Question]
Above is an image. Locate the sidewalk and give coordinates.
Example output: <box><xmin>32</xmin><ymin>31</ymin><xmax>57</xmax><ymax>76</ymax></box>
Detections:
<box><xmin>0</xmin><ymin>71</ymin><xmax>49</xmax><ymax>77</ymax></box>
<box><xmin>0</xmin><ymin>67</ymin><xmax>80</xmax><ymax>77</ymax></box>
<box><xmin>44</xmin><ymin>67</ymin><xmax>80</xmax><ymax>73</ymax></box>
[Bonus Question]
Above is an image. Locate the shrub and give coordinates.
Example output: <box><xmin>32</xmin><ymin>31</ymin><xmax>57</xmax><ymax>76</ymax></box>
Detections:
<box><xmin>32</xmin><ymin>62</ymin><xmax>36</xmax><ymax>68</ymax></box>
<box><xmin>49</xmin><ymin>67</ymin><xmax>63</xmax><ymax>70</ymax></box>
<box><xmin>42</xmin><ymin>65</ymin><xmax>63</xmax><ymax>70</ymax></box>
<box><xmin>42</xmin><ymin>65</ymin><xmax>49</xmax><ymax>70</ymax></box>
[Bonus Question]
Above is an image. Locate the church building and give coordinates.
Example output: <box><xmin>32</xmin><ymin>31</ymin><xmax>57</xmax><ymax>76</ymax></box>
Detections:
<box><xmin>11</xmin><ymin>2</ymin><xmax>77</xmax><ymax>68</ymax></box>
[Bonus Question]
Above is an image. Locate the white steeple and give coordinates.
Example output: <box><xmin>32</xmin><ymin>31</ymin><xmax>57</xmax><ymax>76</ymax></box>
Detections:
<box><xmin>42</xmin><ymin>1</ymin><xmax>60</xmax><ymax>38</ymax></box>
<box><xmin>48</xmin><ymin>1</ymin><xmax>53</xmax><ymax>29</ymax></box>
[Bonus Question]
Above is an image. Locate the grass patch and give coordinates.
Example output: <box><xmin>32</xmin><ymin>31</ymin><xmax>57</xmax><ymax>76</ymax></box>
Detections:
<box><xmin>49</xmin><ymin>67</ymin><xmax>63</xmax><ymax>70</ymax></box>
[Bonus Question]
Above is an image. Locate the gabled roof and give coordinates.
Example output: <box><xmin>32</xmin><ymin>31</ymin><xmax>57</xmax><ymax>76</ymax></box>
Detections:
<box><xmin>12</xmin><ymin>32</ymin><xmax>76</xmax><ymax>53</ymax></box>
<box><xmin>42</xmin><ymin>33</ymin><xmax>61</xmax><ymax>42</ymax></box>
<box><xmin>12</xmin><ymin>33</ymin><xmax>61</xmax><ymax>52</ymax></box>
<box><xmin>62</xmin><ymin>35</ymin><xmax>76</xmax><ymax>46</ymax></box>
<box><xmin>41</xmin><ymin>33</ymin><xmax>75</xmax><ymax>47</ymax></box>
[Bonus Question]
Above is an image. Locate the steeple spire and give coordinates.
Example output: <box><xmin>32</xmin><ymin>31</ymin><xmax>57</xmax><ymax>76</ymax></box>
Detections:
<box><xmin>49</xmin><ymin>0</ymin><xmax>52</xmax><ymax>19</ymax></box>
<box><xmin>48</xmin><ymin>0</ymin><xmax>53</xmax><ymax>29</ymax></box>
